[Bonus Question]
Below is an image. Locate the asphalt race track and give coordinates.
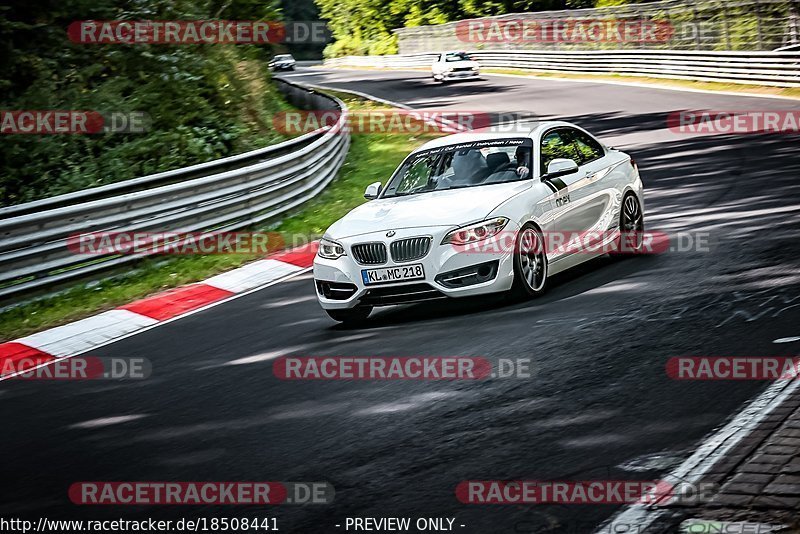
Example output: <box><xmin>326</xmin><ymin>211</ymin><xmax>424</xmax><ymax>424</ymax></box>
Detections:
<box><xmin>2</xmin><ymin>68</ymin><xmax>800</xmax><ymax>533</ymax></box>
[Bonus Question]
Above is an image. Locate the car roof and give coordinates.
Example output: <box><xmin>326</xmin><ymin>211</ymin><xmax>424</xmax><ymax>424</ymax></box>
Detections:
<box><xmin>411</xmin><ymin>120</ymin><xmax>576</xmax><ymax>153</ymax></box>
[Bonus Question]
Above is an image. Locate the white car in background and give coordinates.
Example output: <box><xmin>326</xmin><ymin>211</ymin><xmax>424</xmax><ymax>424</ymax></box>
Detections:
<box><xmin>431</xmin><ymin>51</ymin><xmax>480</xmax><ymax>82</ymax></box>
<box><xmin>269</xmin><ymin>54</ymin><xmax>296</xmax><ymax>71</ymax></box>
<box><xmin>314</xmin><ymin>121</ymin><xmax>644</xmax><ymax>323</ymax></box>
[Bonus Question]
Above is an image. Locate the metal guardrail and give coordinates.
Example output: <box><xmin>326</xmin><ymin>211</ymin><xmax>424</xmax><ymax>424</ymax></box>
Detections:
<box><xmin>0</xmin><ymin>78</ymin><xmax>349</xmax><ymax>301</ymax></box>
<box><xmin>324</xmin><ymin>49</ymin><xmax>800</xmax><ymax>87</ymax></box>
<box><xmin>394</xmin><ymin>0</ymin><xmax>800</xmax><ymax>52</ymax></box>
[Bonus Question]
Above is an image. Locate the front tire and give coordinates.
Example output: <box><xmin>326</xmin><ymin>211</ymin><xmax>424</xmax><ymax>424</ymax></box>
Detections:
<box><xmin>325</xmin><ymin>306</ymin><xmax>373</xmax><ymax>324</ymax></box>
<box><xmin>508</xmin><ymin>223</ymin><xmax>548</xmax><ymax>300</ymax></box>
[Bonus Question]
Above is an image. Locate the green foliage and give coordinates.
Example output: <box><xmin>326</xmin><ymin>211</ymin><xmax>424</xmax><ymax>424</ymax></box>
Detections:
<box><xmin>317</xmin><ymin>0</ymin><xmax>594</xmax><ymax>56</ymax></box>
<box><xmin>0</xmin><ymin>0</ymin><xmax>292</xmax><ymax>206</ymax></box>
<box><xmin>316</xmin><ymin>0</ymin><xmax>794</xmax><ymax>55</ymax></box>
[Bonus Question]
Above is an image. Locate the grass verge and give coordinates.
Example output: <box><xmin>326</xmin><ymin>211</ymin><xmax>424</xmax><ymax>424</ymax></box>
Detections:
<box><xmin>0</xmin><ymin>92</ymin><xmax>440</xmax><ymax>341</ymax></box>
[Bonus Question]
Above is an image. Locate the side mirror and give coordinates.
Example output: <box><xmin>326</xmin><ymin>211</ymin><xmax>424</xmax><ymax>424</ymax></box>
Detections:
<box><xmin>364</xmin><ymin>181</ymin><xmax>382</xmax><ymax>200</ymax></box>
<box><xmin>545</xmin><ymin>158</ymin><xmax>579</xmax><ymax>179</ymax></box>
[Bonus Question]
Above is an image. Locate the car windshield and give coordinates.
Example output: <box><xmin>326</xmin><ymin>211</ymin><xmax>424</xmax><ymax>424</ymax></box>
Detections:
<box><xmin>381</xmin><ymin>139</ymin><xmax>533</xmax><ymax>198</ymax></box>
<box><xmin>274</xmin><ymin>55</ymin><xmax>292</xmax><ymax>60</ymax></box>
<box><xmin>445</xmin><ymin>52</ymin><xmax>471</xmax><ymax>62</ymax></box>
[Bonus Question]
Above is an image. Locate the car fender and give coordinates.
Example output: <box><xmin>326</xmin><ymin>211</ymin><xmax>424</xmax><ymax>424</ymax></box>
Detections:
<box><xmin>487</xmin><ymin>180</ymin><xmax>553</xmax><ymax>241</ymax></box>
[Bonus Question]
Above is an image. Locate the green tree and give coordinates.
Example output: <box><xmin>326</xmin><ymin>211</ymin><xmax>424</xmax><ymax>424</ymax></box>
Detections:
<box><xmin>1</xmin><ymin>0</ymin><xmax>291</xmax><ymax>206</ymax></box>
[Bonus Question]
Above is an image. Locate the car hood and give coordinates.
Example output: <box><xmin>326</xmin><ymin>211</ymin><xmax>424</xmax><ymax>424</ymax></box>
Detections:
<box><xmin>327</xmin><ymin>181</ymin><xmax>530</xmax><ymax>238</ymax></box>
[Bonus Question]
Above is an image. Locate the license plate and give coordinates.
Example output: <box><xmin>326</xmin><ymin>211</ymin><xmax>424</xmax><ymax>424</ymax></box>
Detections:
<box><xmin>361</xmin><ymin>264</ymin><xmax>425</xmax><ymax>285</ymax></box>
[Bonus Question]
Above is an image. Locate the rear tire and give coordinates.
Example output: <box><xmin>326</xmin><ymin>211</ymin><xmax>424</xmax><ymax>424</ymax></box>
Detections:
<box><xmin>325</xmin><ymin>306</ymin><xmax>373</xmax><ymax>324</ymax></box>
<box><xmin>614</xmin><ymin>193</ymin><xmax>644</xmax><ymax>255</ymax></box>
<box><xmin>508</xmin><ymin>223</ymin><xmax>548</xmax><ymax>300</ymax></box>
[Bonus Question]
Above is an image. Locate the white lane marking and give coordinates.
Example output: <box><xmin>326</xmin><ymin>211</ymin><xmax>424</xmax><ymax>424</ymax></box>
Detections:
<box><xmin>260</xmin><ymin>295</ymin><xmax>317</xmax><ymax>308</ymax></box>
<box><xmin>568</xmin><ymin>281</ymin><xmax>648</xmax><ymax>298</ymax></box>
<box><xmin>223</xmin><ymin>345</ymin><xmax>309</xmax><ymax>366</ymax></box>
<box><xmin>355</xmin><ymin>392</ymin><xmax>462</xmax><ymax>416</ymax></box>
<box><xmin>0</xmin><ymin>267</ymin><xmax>312</xmax><ymax>382</ymax></box>
<box><xmin>205</xmin><ymin>259</ymin><xmax>302</xmax><ymax>293</ymax></box>
<box><xmin>69</xmin><ymin>414</ymin><xmax>149</xmax><ymax>429</ymax></box>
<box><xmin>774</xmin><ymin>336</ymin><xmax>800</xmax><ymax>344</ymax></box>
<box><xmin>326</xmin><ymin>333</ymin><xmax>377</xmax><ymax>344</ymax></box>
<box><xmin>595</xmin><ymin>378</ymin><xmax>800</xmax><ymax>533</ymax></box>
<box><xmin>16</xmin><ymin>310</ymin><xmax>158</xmax><ymax>358</ymax></box>
<box><xmin>290</xmin><ymin>80</ymin><xmax>413</xmax><ymax>109</ymax></box>
<box><xmin>281</xmin><ymin>318</ymin><xmax>327</xmax><ymax>328</ymax></box>
<box><xmin>218</xmin><ymin>334</ymin><xmax>375</xmax><ymax>367</ymax></box>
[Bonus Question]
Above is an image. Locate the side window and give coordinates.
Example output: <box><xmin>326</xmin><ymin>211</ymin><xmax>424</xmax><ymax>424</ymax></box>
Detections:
<box><xmin>540</xmin><ymin>130</ymin><xmax>578</xmax><ymax>175</ymax></box>
<box><xmin>568</xmin><ymin>128</ymin><xmax>604</xmax><ymax>165</ymax></box>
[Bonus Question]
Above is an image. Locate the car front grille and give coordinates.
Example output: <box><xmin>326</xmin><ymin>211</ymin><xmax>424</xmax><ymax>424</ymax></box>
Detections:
<box><xmin>351</xmin><ymin>242</ymin><xmax>387</xmax><ymax>265</ymax></box>
<box><xmin>390</xmin><ymin>237</ymin><xmax>431</xmax><ymax>263</ymax></box>
<box><xmin>452</xmin><ymin>67</ymin><xmax>474</xmax><ymax>72</ymax></box>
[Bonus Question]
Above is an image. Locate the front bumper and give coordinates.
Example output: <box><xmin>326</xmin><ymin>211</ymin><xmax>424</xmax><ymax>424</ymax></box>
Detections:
<box><xmin>435</xmin><ymin>70</ymin><xmax>480</xmax><ymax>81</ymax></box>
<box><xmin>313</xmin><ymin>224</ymin><xmax>517</xmax><ymax>310</ymax></box>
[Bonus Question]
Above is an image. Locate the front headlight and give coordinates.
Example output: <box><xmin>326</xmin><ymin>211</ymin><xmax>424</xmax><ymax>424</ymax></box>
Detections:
<box><xmin>471</xmin><ymin>65</ymin><xmax>479</xmax><ymax>71</ymax></box>
<box><xmin>318</xmin><ymin>237</ymin><xmax>346</xmax><ymax>259</ymax></box>
<box><xmin>442</xmin><ymin>217</ymin><xmax>509</xmax><ymax>245</ymax></box>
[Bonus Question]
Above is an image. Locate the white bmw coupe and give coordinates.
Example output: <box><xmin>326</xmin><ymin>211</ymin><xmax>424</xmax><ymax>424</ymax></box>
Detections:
<box><xmin>431</xmin><ymin>51</ymin><xmax>481</xmax><ymax>82</ymax></box>
<box><xmin>313</xmin><ymin>121</ymin><xmax>644</xmax><ymax>323</ymax></box>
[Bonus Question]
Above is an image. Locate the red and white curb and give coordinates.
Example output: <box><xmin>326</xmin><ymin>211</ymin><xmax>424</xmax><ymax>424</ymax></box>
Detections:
<box><xmin>0</xmin><ymin>242</ymin><xmax>319</xmax><ymax>380</ymax></box>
